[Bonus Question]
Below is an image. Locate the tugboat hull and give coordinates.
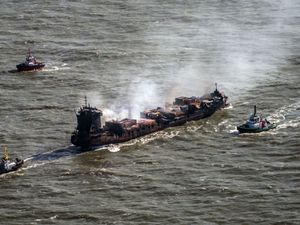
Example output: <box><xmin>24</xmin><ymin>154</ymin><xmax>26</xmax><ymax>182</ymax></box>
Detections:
<box><xmin>16</xmin><ymin>63</ymin><xmax>45</xmax><ymax>72</ymax></box>
<box><xmin>237</xmin><ymin>123</ymin><xmax>277</xmax><ymax>133</ymax></box>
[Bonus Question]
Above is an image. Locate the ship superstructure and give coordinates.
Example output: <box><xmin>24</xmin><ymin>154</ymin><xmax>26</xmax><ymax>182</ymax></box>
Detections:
<box><xmin>71</xmin><ymin>85</ymin><xmax>228</xmax><ymax>148</ymax></box>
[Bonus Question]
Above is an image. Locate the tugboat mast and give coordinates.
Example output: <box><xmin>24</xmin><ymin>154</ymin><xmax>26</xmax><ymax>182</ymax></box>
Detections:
<box><xmin>3</xmin><ymin>145</ymin><xmax>9</xmax><ymax>161</ymax></box>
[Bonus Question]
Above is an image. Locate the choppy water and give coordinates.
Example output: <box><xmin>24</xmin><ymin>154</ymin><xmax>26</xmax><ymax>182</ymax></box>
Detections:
<box><xmin>0</xmin><ymin>0</ymin><xmax>299</xmax><ymax>224</ymax></box>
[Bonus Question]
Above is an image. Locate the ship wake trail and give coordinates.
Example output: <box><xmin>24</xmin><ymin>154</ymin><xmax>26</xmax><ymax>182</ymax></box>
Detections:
<box><xmin>28</xmin><ymin>146</ymin><xmax>85</xmax><ymax>161</ymax></box>
<box><xmin>269</xmin><ymin>101</ymin><xmax>300</xmax><ymax>129</ymax></box>
<box><xmin>25</xmin><ymin>144</ymin><xmax>113</xmax><ymax>163</ymax></box>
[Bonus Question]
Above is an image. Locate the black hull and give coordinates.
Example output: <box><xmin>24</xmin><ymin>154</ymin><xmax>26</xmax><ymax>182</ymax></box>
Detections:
<box><xmin>71</xmin><ymin>102</ymin><xmax>227</xmax><ymax>148</ymax></box>
<box><xmin>237</xmin><ymin>123</ymin><xmax>277</xmax><ymax>133</ymax></box>
<box><xmin>16</xmin><ymin>63</ymin><xmax>45</xmax><ymax>72</ymax></box>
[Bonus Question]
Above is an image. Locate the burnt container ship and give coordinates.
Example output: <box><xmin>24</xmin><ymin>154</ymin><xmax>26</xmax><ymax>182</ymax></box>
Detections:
<box><xmin>71</xmin><ymin>85</ymin><xmax>228</xmax><ymax>148</ymax></box>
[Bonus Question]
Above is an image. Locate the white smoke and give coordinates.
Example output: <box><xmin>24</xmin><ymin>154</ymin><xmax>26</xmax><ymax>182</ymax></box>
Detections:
<box><xmin>80</xmin><ymin>91</ymin><xmax>130</xmax><ymax>122</ymax></box>
<box><xmin>82</xmin><ymin>0</ymin><xmax>298</xmax><ymax>121</ymax></box>
<box><xmin>128</xmin><ymin>78</ymin><xmax>164</xmax><ymax>119</ymax></box>
<box><xmin>102</xmin><ymin>108</ymin><xmax>129</xmax><ymax>121</ymax></box>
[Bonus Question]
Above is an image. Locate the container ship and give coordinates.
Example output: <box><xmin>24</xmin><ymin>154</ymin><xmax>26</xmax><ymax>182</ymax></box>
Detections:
<box><xmin>71</xmin><ymin>84</ymin><xmax>228</xmax><ymax>148</ymax></box>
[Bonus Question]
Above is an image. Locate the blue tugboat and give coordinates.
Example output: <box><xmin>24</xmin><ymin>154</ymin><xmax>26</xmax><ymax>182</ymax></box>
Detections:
<box><xmin>237</xmin><ymin>105</ymin><xmax>277</xmax><ymax>133</ymax></box>
<box><xmin>16</xmin><ymin>49</ymin><xmax>45</xmax><ymax>72</ymax></box>
<box><xmin>0</xmin><ymin>146</ymin><xmax>24</xmax><ymax>175</ymax></box>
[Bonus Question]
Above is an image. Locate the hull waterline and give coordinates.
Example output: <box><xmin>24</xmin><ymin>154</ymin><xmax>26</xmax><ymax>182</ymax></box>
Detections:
<box><xmin>237</xmin><ymin>123</ymin><xmax>277</xmax><ymax>133</ymax></box>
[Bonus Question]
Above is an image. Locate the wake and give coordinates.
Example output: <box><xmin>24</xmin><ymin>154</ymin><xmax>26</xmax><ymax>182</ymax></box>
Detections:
<box><xmin>268</xmin><ymin>101</ymin><xmax>300</xmax><ymax>130</ymax></box>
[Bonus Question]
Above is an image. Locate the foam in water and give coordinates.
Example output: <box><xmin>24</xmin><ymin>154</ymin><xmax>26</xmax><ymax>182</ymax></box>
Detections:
<box><xmin>107</xmin><ymin>145</ymin><xmax>120</xmax><ymax>153</ymax></box>
<box><xmin>42</xmin><ymin>63</ymin><xmax>70</xmax><ymax>72</ymax></box>
<box><xmin>269</xmin><ymin>101</ymin><xmax>300</xmax><ymax>128</ymax></box>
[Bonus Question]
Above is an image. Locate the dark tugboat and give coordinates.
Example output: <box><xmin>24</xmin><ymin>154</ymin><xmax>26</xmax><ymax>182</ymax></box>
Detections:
<box><xmin>237</xmin><ymin>105</ymin><xmax>277</xmax><ymax>133</ymax></box>
<box><xmin>71</xmin><ymin>84</ymin><xmax>229</xmax><ymax>148</ymax></box>
<box><xmin>16</xmin><ymin>49</ymin><xmax>45</xmax><ymax>72</ymax></box>
<box><xmin>0</xmin><ymin>146</ymin><xmax>24</xmax><ymax>175</ymax></box>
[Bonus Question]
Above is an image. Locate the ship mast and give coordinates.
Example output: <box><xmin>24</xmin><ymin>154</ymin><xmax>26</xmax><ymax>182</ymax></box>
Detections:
<box><xmin>28</xmin><ymin>48</ymin><xmax>32</xmax><ymax>57</ymax></box>
<box><xmin>3</xmin><ymin>145</ymin><xmax>9</xmax><ymax>161</ymax></box>
<box><xmin>84</xmin><ymin>96</ymin><xmax>87</xmax><ymax>107</ymax></box>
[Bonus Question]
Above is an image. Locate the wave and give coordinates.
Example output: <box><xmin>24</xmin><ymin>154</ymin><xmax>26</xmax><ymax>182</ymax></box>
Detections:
<box><xmin>269</xmin><ymin>101</ymin><xmax>300</xmax><ymax>129</ymax></box>
<box><xmin>21</xmin><ymin>161</ymin><xmax>49</xmax><ymax>170</ymax></box>
<box><xmin>269</xmin><ymin>101</ymin><xmax>299</xmax><ymax>121</ymax></box>
<box><xmin>277</xmin><ymin>119</ymin><xmax>300</xmax><ymax>129</ymax></box>
<box><xmin>42</xmin><ymin>63</ymin><xmax>70</xmax><ymax>72</ymax></box>
<box><xmin>29</xmin><ymin>146</ymin><xmax>81</xmax><ymax>161</ymax></box>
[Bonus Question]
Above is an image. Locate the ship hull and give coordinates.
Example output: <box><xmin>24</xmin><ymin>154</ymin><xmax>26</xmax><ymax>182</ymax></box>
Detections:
<box><xmin>71</xmin><ymin>101</ymin><xmax>227</xmax><ymax>148</ymax></box>
<box><xmin>237</xmin><ymin>123</ymin><xmax>277</xmax><ymax>133</ymax></box>
<box><xmin>16</xmin><ymin>63</ymin><xmax>45</xmax><ymax>72</ymax></box>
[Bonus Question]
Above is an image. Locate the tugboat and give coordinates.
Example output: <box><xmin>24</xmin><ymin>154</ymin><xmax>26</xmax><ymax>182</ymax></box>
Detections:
<box><xmin>16</xmin><ymin>49</ymin><xmax>45</xmax><ymax>72</ymax></box>
<box><xmin>0</xmin><ymin>146</ymin><xmax>24</xmax><ymax>175</ymax></box>
<box><xmin>237</xmin><ymin>105</ymin><xmax>277</xmax><ymax>133</ymax></box>
<box><xmin>71</xmin><ymin>84</ymin><xmax>229</xmax><ymax>148</ymax></box>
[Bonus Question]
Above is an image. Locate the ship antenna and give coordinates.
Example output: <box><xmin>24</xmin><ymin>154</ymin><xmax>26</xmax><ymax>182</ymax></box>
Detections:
<box><xmin>84</xmin><ymin>96</ymin><xmax>87</xmax><ymax>107</ymax></box>
<box><xmin>215</xmin><ymin>82</ymin><xmax>218</xmax><ymax>91</ymax></box>
<box><xmin>254</xmin><ymin>105</ymin><xmax>257</xmax><ymax>116</ymax></box>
